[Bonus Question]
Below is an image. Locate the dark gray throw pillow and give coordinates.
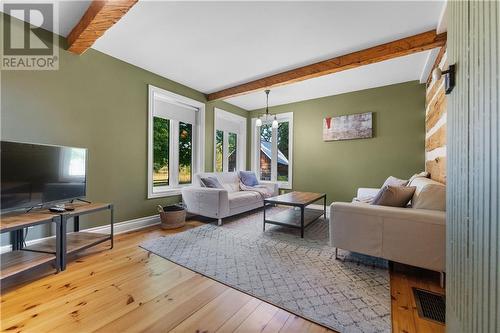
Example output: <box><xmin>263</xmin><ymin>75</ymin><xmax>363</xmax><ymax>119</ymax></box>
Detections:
<box><xmin>371</xmin><ymin>185</ymin><xmax>416</xmax><ymax>207</ymax></box>
<box><xmin>200</xmin><ymin>176</ymin><xmax>224</xmax><ymax>189</ymax></box>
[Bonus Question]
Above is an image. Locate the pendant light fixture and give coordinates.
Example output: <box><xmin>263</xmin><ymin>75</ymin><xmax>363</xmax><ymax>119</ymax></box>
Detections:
<box><xmin>256</xmin><ymin>89</ymin><xmax>278</xmax><ymax>129</ymax></box>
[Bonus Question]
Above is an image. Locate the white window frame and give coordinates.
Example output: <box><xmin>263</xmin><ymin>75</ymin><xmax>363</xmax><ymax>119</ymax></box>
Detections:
<box><xmin>251</xmin><ymin>112</ymin><xmax>293</xmax><ymax>189</ymax></box>
<box><xmin>214</xmin><ymin>108</ymin><xmax>247</xmax><ymax>172</ymax></box>
<box><xmin>147</xmin><ymin>85</ymin><xmax>205</xmax><ymax>198</ymax></box>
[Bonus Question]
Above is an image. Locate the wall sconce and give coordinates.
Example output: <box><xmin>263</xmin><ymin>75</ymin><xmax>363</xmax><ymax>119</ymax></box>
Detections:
<box><xmin>432</xmin><ymin>64</ymin><xmax>456</xmax><ymax>95</ymax></box>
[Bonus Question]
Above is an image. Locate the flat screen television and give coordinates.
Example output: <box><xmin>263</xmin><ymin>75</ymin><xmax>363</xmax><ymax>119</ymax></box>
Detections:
<box><xmin>1</xmin><ymin>141</ymin><xmax>87</xmax><ymax>212</ymax></box>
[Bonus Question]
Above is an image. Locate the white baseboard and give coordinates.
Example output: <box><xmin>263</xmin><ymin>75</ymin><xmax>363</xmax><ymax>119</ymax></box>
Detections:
<box><xmin>85</xmin><ymin>214</ymin><xmax>160</xmax><ymax>234</ymax></box>
<box><xmin>0</xmin><ymin>214</ymin><xmax>160</xmax><ymax>254</ymax></box>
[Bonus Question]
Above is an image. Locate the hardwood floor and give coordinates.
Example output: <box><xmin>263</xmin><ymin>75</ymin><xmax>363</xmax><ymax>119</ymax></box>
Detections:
<box><xmin>390</xmin><ymin>264</ymin><xmax>445</xmax><ymax>333</ymax></box>
<box><xmin>1</xmin><ymin>220</ymin><xmax>445</xmax><ymax>333</ymax></box>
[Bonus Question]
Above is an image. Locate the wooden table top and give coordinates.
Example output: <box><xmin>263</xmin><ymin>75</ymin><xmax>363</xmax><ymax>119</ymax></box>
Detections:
<box><xmin>0</xmin><ymin>210</ymin><xmax>59</xmax><ymax>232</ymax></box>
<box><xmin>264</xmin><ymin>191</ymin><xmax>326</xmax><ymax>206</ymax></box>
<box><xmin>59</xmin><ymin>202</ymin><xmax>111</xmax><ymax>217</ymax></box>
<box><xmin>0</xmin><ymin>202</ymin><xmax>111</xmax><ymax>232</ymax></box>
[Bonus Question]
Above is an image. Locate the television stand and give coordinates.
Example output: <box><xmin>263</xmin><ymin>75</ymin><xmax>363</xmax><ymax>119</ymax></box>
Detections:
<box><xmin>1</xmin><ymin>211</ymin><xmax>61</xmax><ymax>282</ymax></box>
<box><xmin>24</xmin><ymin>202</ymin><xmax>114</xmax><ymax>271</ymax></box>
<box><xmin>0</xmin><ymin>202</ymin><xmax>113</xmax><ymax>281</ymax></box>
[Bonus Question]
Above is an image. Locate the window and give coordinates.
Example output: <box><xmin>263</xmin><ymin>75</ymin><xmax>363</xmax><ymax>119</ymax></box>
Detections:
<box><xmin>153</xmin><ymin>117</ymin><xmax>170</xmax><ymax>186</ymax></box>
<box><xmin>259</xmin><ymin>124</ymin><xmax>272</xmax><ymax>181</ymax></box>
<box><xmin>148</xmin><ymin>85</ymin><xmax>205</xmax><ymax>198</ymax></box>
<box><xmin>252</xmin><ymin>112</ymin><xmax>293</xmax><ymax>189</ymax></box>
<box><xmin>228</xmin><ymin>132</ymin><xmax>237</xmax><ymax>172</ymax></box>
<box><xmin>215</xmin><ymin>130</ymin><xmax>224</xmax><ymax>172</ymax></box>
<box><xmin>178</xmin><ymin>122</ymin><xmax>192</xmax><ymax>184</ymax></box>
<box><xmin>214</xmin><ymin>109</ymin><xmax>246</xmax><ymax>172</ymax></box>
<box><xmin>277</xmin><ymin>121</ymin><xmax>289</xmax><ymax>182</ymax></box>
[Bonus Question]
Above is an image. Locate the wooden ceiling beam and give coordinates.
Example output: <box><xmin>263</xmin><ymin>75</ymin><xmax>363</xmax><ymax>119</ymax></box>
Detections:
<box><xmin>207</xmin><ymin>30</ymin><xmax>447</xmax><ymax>101</ymax></box>
<box><xmin>67</xmin><ymin>0</ymin><xmax>138</xmax><ymax>54</ymax></box>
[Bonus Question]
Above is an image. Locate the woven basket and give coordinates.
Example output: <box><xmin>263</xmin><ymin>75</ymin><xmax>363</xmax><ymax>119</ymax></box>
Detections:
<box><xmin>157</xmin><ymin>205</ymin><xmax>186</xmax><ymax>229</ymax></box>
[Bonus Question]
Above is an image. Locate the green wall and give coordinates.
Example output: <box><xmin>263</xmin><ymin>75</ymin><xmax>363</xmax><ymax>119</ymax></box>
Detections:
<box><xmin>0</xmin><ymin>15</ymin><xmax>246</xmax><ymax>235</ymax></box>
<box><xmin>1</xmin><ymin>14</ymin><xmax>426</xmax><ymax>237</ymax></box>
<box><xmin>247</xmin><ymin>81</ymin><xmax>426</xmax><ymax>203</ymax></box>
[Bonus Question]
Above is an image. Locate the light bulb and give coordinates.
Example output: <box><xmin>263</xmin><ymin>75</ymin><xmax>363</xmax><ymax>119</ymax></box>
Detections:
<box><xmin>272</xmin><ymin>117</ymin><xmax>278</xmax><ymax>129</ymax></box>
<box><xmin>432</xmin><ymin>67</ymin><xmax>442</xmax><ymax>82</ymax></box>
<box><xmin>255</xmin><ymin>118</ymin><xmax>262</xmax><ymax>127</ymax></box>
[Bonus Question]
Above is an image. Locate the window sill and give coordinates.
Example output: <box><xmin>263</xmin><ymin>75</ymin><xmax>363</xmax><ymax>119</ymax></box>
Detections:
<box><xmin>259</xmin><ymin>180</ymin><xmax>292</xmax><ymax>190</ymax></box>
<box><xmin>278</xmin><ymin>182</ymin><xmax>292</xmax><ymax>190</ymax></box>
<box><xmin>148</xmin><ymin>188</ymin><xmax>182</xmax><ymax>199</ymax></box>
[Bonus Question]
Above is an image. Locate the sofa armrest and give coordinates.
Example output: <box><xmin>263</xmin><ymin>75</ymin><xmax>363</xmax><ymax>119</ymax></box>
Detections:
<box><xmin>357</xmin><ymin>187</ymin><xmax>380</xmax><ymax>199</ymax></box>
<box><xmin>260</xmin><ymin>182</ymin><xmax>279</xmax><ymax>196</ymax></box>
<box><xmin>181</xmin><ymin>186</ymin><xmax>229</xmax><ymax>218</ymax></box>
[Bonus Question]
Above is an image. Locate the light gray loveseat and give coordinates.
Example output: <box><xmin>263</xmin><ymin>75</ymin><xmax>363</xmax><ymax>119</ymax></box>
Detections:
<box><xmin>181</xmin><ymin>172</ymin><xmax>279</xmax><ymax>225</ymax></box>
<box><xmin>330</xmin><ymin>177</ymin><xmax>446</xmax><ymax>279</ymax></box>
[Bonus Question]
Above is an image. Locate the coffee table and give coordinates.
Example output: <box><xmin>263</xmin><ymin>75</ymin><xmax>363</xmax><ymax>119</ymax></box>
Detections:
<box><xmin>263</xmin><ymin>191</ymin><xmax>327</xmax><ymax>238</ymax></box>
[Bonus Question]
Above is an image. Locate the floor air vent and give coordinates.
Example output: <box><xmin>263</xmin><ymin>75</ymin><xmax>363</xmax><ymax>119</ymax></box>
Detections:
<box><xmin>412</xmin><ymin>288</ymin><xmax>445</xmax><ymax>324</ymax></box>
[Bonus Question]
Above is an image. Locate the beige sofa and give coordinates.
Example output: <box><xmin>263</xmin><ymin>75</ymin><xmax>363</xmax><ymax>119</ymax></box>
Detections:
<box><xmin>329</xmin><ymin>177</ymin><xmax>446</xmax><ymax>275</ymax></box>
<box><xmin>181</xmin><ymin>172</ymin><xmax>279</xmax><ymax>226</ymax></box>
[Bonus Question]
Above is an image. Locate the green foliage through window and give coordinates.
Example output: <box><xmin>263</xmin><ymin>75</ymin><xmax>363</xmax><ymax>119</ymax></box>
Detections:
<box><xmin>179</xmin><ymin>122</ymin><xmax>192</xmax><ymax>184</ymax></box>
<box><xmin>153</xmin><ymin>117</ymin><xmax>169</xmax><ymax>186</ymax></box>
<box><xmin>215</xmin><ymin>130</ymin><xmax>223</xmax><ymax>172</ymax></box>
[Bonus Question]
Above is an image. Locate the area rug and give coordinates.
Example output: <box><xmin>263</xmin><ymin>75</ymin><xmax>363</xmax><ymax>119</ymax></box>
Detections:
<box><xmin>141</xmin><ymin>208</ymin><xmax>391</xmax><ymax>333</ymax></box>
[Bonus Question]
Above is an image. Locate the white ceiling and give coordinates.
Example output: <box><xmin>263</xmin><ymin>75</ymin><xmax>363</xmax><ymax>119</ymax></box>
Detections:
<box><xmin>6</xmin><ymin>1</ymin><xmax>446</xmax><ymax>110</ymax></box>
<box><xmin>57</xmin><ymin>1</ymin><xmax>91</xmax><ymax>36</ymax></box>
<box><xmin>3</xmin><ymin>1</ymin><xmax>92</xmax><ymax>36</ymax></box>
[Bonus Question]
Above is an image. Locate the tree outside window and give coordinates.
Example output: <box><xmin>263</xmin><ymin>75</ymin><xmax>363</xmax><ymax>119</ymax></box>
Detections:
<box><xmin>179</xmin><ymin>122</ymin><xmax>192</xmax><ymax>184</ymax></box>
<box><xmin>153</xmin><ymin>117</ymin><xmax>169</xmax><ymax>186</ymax></box>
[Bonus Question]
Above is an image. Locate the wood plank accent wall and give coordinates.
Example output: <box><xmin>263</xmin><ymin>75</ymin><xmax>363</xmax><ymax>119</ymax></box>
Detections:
<box><xmin>425</xmin><ymin>50</ymin><xmax>448</xmax><ymax>184</ymax></box>
<box><xmin>447</xmin><ymin>1</ymin><xmax>499</xmax><ymax>332</ymax></box>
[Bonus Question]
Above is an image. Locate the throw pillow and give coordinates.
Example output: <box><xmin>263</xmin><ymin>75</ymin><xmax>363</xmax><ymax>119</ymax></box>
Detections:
<box><xmin>200</xmin><ymin>177</ymin><xmax>224</xmax><ymax>189</ymax></box>
<box><xmin>382</xmin><ymin>176</ymin><xmax>409</xmax><ymax>187</ymax></box>
<box><xmin>371</xmin><ymin>185</ymin><xmax>416</xmax><ymax>207</ymax></box>
<box><xmin>408</xmin><ymin>177</ymin><xmax>446</xmax><ymax>211</ymax></box>
<box><xmin>408</xmin><ymin>171</ymin><xmax>430</xmax><ymax>184</ymax></box>
<box><xmin>239</xmin><ymin>171</ymin><xmax>259</xmax><ymax>187</ymax></box>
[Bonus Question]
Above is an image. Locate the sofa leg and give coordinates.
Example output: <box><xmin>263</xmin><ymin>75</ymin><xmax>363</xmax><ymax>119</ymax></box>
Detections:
<box><xmin>217</xmin><ymin>218</ymin><xmax>222</xmax><ymax>226</ymax></box>
<box><xmin>335</xmin><ymin>248</ymin><xmax>339</xmax><ymax>260</ymax></box>
<box><xmin>440</xmin><ymin>271</ymin><xmax>445</xmax><ymax>288</ymax></box>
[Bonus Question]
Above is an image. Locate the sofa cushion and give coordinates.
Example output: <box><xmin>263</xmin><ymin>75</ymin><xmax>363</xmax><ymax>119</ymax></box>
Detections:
<box><xmin>228</xmin><ymin>191</ymin><xmax>261</xmax><ymax>209</ymax></box>
<box><xmin>372</xmin><ymin>185</ymin><xmax>416</xmax><ymax>207</ymax></box>
<box><xmin>409</xmin><ymin>177</ymin><xmax>446</xmax><ymax>211</ymax></box>
<box><xmin>200</xmin><ymin>176</ymin><xmax>224</xmax><ymax>189</ymax></box>
<box><xmin>239</xmin><ymin>171</ymin><xmax>259</xmax><ymax>187</ymax></box>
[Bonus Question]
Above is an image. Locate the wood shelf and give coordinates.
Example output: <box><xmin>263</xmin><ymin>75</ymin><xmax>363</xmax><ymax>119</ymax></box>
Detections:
<box><xmin>24</xmin><ymin>231</ymin><xmax>111</xmax><ymax>254</ymax></box>
<box><xmin>1</xmin><ymin>251</ymin><xmax>55</xmax><ymax>280</ymax></box>
<box><xmin>265</xmin><ymin>208</ymin><xmax>324</xmax><ymax>228</ymax></box>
